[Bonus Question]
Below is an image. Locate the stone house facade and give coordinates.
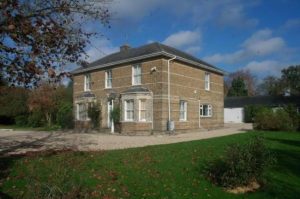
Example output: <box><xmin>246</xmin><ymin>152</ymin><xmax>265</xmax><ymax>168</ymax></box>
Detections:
<box><xmin>72</xmin><ymin>42</ymin><xmax>225</xmax><ymax>134</ymax></box>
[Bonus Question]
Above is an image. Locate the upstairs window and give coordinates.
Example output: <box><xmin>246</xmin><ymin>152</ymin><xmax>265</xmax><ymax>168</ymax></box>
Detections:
<box><xmin>105</xmin><ymin>70</ymin><xmax>112</xmax><ymax>88</ymax></box>
<box><xmin>125</xmin><ymin>100</ymin><xmax>134</xmax><ymax>121</ymax></box>
<box><xmin>84</xmin><ymin>74</ymin><xmax>91</xmax><ymax>91</ymax></box>
<box><xmin>132</xmin><ymin>64</ymin><xmax>141</xmax><ymax>85</ymax></box>
<box><xmin>200</xmin><ymin>104</ymin><xmax>212</xmax><ymax>117</ymax></box>
<box><xmin>179</xmin><ymin>100</ymin><xmax>187</xmax><ymax>121</ymax></box>
<box><xmin>205</xmin><ymin>72</ymin><xmax>210</xmax><ymax>91</ymax></box>
<box><xmin>139</xmin><ymin>99</ymin><xmax>147</xmax><ymax>121</ymax></box>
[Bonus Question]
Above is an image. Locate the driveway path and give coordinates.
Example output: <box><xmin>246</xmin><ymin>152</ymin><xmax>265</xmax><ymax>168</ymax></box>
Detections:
<box><xmin>0</xmin><ymin>124</ymin><xmax>252</xmax><ymax>155</ymax></box>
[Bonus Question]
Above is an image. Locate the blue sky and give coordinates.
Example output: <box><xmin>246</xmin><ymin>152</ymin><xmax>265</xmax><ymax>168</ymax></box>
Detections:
<box><xmin>76</xmin><ymin>0</ymin><xmax>300</xmax><ymax>79</ymax></box>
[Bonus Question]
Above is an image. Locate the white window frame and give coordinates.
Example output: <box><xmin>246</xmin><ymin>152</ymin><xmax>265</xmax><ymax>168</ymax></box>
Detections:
<box><xmin>205</xmin><ymin>72</ymin><xmax>210</xmax><ymax>91</ymax></box>
<box><xmin>105</xmin><ymin>70</ymin><xmax>112</xmax><ymax>88</ymax></box>
<box><xmin>84</xmin><ymin>74</ymin><xmax>91</xmax><ymax>91</ymax></box>
<box><xmin>139</xmin><ymin>99</ymin><xmax>147</xmax><ymax>121</ymax></box>
<box><xmin>179</xmin><ymin>100</ymin><xmax>187</xmax><ymax>121</ymax></box>
<box><xmin>132</xmin><ymin>64</ymin><xmax>141</xmax><ymax>85</ymax></box>
<box><xmin>76</xmin><ymin>103</ymin><xmax>90</xmax><ymax>121</ymax></box>
<box><xmin>124</xmin><ymin>100</ymin><xmax>134</xmax><ymax>121</ymax></box>
<box><xmin>200</xmin><ymin>104</ymin><xmax>212</xmax><ymax>117</ymax></box>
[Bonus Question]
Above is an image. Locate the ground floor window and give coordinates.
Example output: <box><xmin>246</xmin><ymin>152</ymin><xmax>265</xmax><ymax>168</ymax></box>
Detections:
<box><xmin>77</xmin><ymin>103</ymin><xmax>89</xmax><ymax>121</ymax></box>
<box><xmin>125</xmin><ymin>99</ymin><xmax>134</xmax><ymax>121</ymax></box>
<box><xmin>139</xmin><ymin>99</ymin><xmax>147</xmax><ymax>121</ymax></box>
<box><xmin>200</xmin><ymin>104</ymin><xmax>212</xmax><ymax>117</ymax></box>
<box><xmin>179</xmin><ymin>100</ymin><xmax>187</xmax><ymax>121</ymax></box>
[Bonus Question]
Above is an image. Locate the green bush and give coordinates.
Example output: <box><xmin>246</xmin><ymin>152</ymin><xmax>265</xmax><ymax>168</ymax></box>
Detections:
<box><xmin>28</xmin><ymin>111</ymin><xmax>44</xmax><ymax>127</ymax></box>
<box><xmin>204</xmin><ymin>136</ymin><xmax>275</xmax><ymax>188</ymax></box>
<box><xmin>254</xmin><ymin>107</ymin><xmax>295</xmax><ymax>131</ymax></box>
<box><xmin>244</xmin><ymin>105</ymin><xmax>264</xmax><ymax>123</ymax></box>
<box><xmin>15</xmin><ymin>115</ymin><xmax>28</xmax><ymax>126</ymax></box>
<box><xmin>88</xmin><ymin>103</ymin><xmax>101</xmax><ymax>129</ymax></box>
<box><xmin>283</xmin><ymin>104</ymin><xmax>300</xmax><ymax>131</ymax></box>
<box><xmin>110</xmin><ymin>107</ymin><xmax>120</xmax><ymax>123</ymax></box>
<box><xmin>56</xmin><ymin>102</ymin><xmax>74</xmax><ymax>129</ymax></box>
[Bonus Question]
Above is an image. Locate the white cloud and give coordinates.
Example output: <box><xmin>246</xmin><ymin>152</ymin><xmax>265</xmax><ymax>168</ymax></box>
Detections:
<box><xmin>243</xmin><ymin>60</ymin><xmax>283</xmax><ymax>76</ymax></box>
<box><xmin>282</xmin><ymin>18</ymin><xmax>300</xmax><ymax>30</ymax></box>
<box><xmin>85</xmin><ymin>38</ymin><xmax>119</xmax><ymax>62</ymax></box>
<box><xmin>242</xmin><ymin>29</ymin><xmax>285</xmax><ymax>56</ymax></box>
<box><xmin>185</xmin><ymin>46</ymin><xmax>202</xmax><ymax>54</ymax></box>
<box><xmin>109</xmin><ymin>0</ymin><xmax>166</xmax><ymax>22</ymax></box>
<box><xmin>217</xmin><ymin>4</ymin><xmax>258</xmax><ymax>28</ymax></box>
<box><xmin>163</xmin><ymin>30</ymin><xmax>201</xmax><ymax>48</ymax></box>
<box><xmin>162</xmin><ymin>30</ymin><xmax>201</xmax><ymax>54</ymax></box>
<box><xmin>109</xmin><ymin>0</ymin><xmax>259</xmax><ymax>29</ymax></box>
<box><xmin>204</xmin><ymin>29</ymin><xmax>286</xmax><ymax>64</ymax></box>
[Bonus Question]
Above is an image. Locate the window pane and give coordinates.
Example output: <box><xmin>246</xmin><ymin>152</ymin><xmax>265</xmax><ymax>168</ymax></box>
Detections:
<box><xmin>125</xmin><ymin>100</ymin><xmax>134</xmax><ymax>120</ymax></box>
<box><xmin>179</xmin><ymin>101</ymin><xmax>187</xmax><ymax>120</ymax></box>
<box><xmin>133</xmin><ymin>65</ymin><xmax>141</xmax><ymax>85</ymax></box>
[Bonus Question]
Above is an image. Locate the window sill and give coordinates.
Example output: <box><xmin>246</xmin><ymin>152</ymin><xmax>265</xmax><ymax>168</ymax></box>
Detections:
<box><xmin>200</xmin><ymin>116</ymin><xmax>212</xmax><ymax>118</ymax></box>
<box><xmin>179</xmin><ymin>120</ymin><xmax>188</xmax><ymax>122</ymax></box>
<box><xmin>122</xmin><ymin>121</ymin><xmax>152</xmax><ymax>123</ymax></box>
<box><xmin>104</xmin><ymin>87</ymin><xmax>112</xmax><ymax>89</ymax></box>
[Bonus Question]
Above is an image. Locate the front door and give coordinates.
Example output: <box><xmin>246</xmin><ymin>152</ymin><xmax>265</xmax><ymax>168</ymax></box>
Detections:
<box><xmin>107</xmin><ymin>100</ymin><xmax>113</xmax><ymax>128</ymax></box>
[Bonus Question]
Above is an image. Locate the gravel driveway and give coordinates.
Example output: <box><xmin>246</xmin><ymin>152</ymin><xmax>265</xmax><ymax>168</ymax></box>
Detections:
<box><xmin>0</xmin><ymin>124</ymin><xmax>252</xmax><ymax>155</ymax></box>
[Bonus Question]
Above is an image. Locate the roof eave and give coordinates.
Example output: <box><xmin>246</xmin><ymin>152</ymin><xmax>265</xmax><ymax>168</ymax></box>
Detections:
<box><xmin>71</xmin><ymin>51</ymin><xmax>225</xmax><ymax>75</ymax></box>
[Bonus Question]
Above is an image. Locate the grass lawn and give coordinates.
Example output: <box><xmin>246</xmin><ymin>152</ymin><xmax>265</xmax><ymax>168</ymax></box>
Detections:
<box><xmin>0</xmin><ymin>131</ymin><xmax>300</xmax><ymax>198</ymax></box>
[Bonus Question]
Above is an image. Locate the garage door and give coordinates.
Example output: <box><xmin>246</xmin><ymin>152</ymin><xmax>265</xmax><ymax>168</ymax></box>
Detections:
<box><xmin>224</xmin><ymin>108</ymin><xmax>244</xmax><ymax>123</ymax></box>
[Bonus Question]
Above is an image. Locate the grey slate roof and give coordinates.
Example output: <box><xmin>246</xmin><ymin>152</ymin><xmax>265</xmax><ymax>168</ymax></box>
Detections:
<box><xmin>224</xmin><ymin>96</ymin><xmax>300</xmax><ymax>108</ymax></box>
<box><xmin>71</xmin><ymin>42</ymin><xmax>224</xmax><ymax>75</ymax></box>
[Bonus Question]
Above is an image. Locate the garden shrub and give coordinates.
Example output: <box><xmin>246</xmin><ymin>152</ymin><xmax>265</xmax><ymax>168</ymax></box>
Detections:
<box><xmin>56</xmin><ymin>102</ymin><xmax>74</xmax><ymax>129</ymax></box>
<box><xmin>15</xmin><ymin>115</ymin><xmax>28</xmax><ymax>126</ymax></box>
<box><xmin>111</xmin><ymin>106</ymin><xmax>121</xmax><ymax>132</ymax></box>
<box><xmin>204</xmin><ymin>136</ymin><xmax>275</xmax><ymax>188</ymax></box>
<box><xmin>244</xmin><ymin>105</ymin><xmax>264</xmax><ymax>123</ymax></box>
<box><xmin>88</xmin><ymin>103</ymin><xmax>101</xmax><ymax>129</ymax></box>
<box><xmin>28</xmin><ymin>111</ymin><xmax>44</xmax><ymax>127</ymax></box>
<box><xmin>254</xmin><ymin>107</ymin><xmax>295</xmax><ymax>131</ymax></box>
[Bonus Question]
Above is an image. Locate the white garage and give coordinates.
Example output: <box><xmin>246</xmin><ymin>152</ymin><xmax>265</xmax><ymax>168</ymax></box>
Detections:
<box><xmin>224</xmin><ymin>108</ymin><xmax>244</xmax><ymax>123</ymax></box>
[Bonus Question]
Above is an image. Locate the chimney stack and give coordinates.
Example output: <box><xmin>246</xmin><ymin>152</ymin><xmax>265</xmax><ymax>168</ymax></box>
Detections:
<box><xmin>120</xmin><ymin>44</ymin><xmax>131</xmax><ymax>52</ymax></box>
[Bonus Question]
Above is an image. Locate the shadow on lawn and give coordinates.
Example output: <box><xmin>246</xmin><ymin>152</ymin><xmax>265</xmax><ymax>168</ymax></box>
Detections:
<box><xmin>267</xmin><ymin>137</ymin><xmax>300</xmax><ymax>148</ymax></box>
<box><xmin>0</xmin><ymin>155</ymin><xmax>18</xmax><ymax>199</ymax></box>
<box><xmin>263</xmin><ymin>137</ymin><xmax>300</xmax><ymax>198</ymax></box>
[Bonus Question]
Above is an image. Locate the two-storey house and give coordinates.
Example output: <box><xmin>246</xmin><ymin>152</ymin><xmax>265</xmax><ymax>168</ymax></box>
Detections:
<box><xmin>72</xmin><ymin>42</ymin><xmax>225</xmax><ymax>134</ymax></box>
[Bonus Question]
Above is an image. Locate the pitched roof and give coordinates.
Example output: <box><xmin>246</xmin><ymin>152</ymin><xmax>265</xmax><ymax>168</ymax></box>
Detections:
<box><xmin>224</xmin><ymin>96</ymin><xmax>300</xmax><ymax>108</ymax></box>
<box><xmin>71</xmin><ymin>42</ymin><xmax>224</xmax><ymax>75</ymax></box>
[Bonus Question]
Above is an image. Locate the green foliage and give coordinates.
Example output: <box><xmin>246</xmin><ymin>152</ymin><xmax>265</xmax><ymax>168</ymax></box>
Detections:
<box><xmin>227</xmin><ymin>77</ymin><xmax>248</xmax><ymax>97</ymax></box>
<box><xmin>56</xmin><ymin>102</ymin><xmax>74</xmax><ymax>129</ymax></box>
<box><xmin>204</xmin><ymin>136</ymin><xmax>275</xmax><ymax>188</ymax></box>
<box><xmin>0</xmin><ymin>87</ymin><xmax>29</xmax><ymax>120</ymax></box>
<box><xmin>254</xmin><ymin>107</ymin><xmax>298</xmax><ymax>131</ymax></box>
<box><xmin>244</xmin><ymin>105</ymin><xmax>265</xmax><ymax>123</ymax></box>
<box><xmin>110</xmin><ymin>107</ymin><xmax>120</xmax><ymax>123</ymax></box>
<box><xmin>88</xmin><ymin>103</ymin><xmax>101</xmax><ymax>129</ymax></box>
<box><xmin>15</xmin><ymin>115</ymin><xmax>28</xmax><ymax>126</ymax></box>
<box><xmin>27</xmin><ymin>111</ymin><xmax>45</xmax><ymax>127</ymax></box>
<box><xmin>281</xmin><ymin>65</ymin><xmax>300</xmax><ymax>95</ymax></box>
